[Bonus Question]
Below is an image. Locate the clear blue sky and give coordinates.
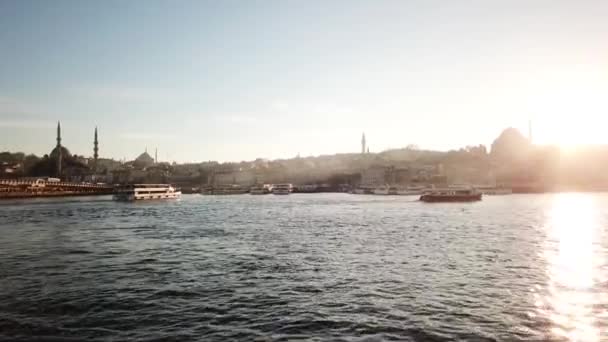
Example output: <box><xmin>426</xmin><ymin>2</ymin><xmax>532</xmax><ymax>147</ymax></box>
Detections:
<box><xmin>1</xmin><ymin>0</ymin><xmax>607</xmax><ymax>162</ymax></box>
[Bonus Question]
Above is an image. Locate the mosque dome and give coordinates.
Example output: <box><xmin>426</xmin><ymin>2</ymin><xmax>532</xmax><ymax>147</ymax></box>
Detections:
<box><xmin>490</xmin><ymin>127</ymin><xmax>531</xmax><ymax>161</ymax></box>
<box><xmin>134</xmin><ymin>151</ymin><xmax>155</xmax><ymax>167</ymax></box>
<box><xmin>49</xmin><ymin>146</ymin><xmax>72</xmax><ymax>160</ymax></box>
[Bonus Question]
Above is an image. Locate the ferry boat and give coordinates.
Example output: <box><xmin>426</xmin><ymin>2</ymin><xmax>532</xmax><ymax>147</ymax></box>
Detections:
<box><xmin>419</xmin><ymin>187</ymin><xmax>482</xmax><ymax>202</ymax></box>
<box><xmin>250</xmin><ymin>184</ymin><xmax>273</xmax><ymax>195</ymax></box>
<box><xmin>272</xmin><ymin>183</ymin><xmax>293</xmax><ymax>195</ymax></box>
<box><xmin>113</xmin><ymin>184</ymin><xmax>181</xmax><ymax>201</ymax></box>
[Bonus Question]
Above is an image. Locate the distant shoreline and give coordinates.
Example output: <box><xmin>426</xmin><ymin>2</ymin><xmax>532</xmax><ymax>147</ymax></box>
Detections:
<box><xmin>4</xmin><ymin>189</ymin><xmax>608</xmax><ymax>201</ymax></box>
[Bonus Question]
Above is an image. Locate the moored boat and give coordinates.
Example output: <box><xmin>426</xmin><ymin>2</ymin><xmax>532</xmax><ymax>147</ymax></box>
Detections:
<box><xmin>272</xmin><ymin>183</ymin><xmax>293</xmax><ymax>195</ymax></box>
<box><xmin>420</xmin><ymin>187</ymin><xmax>482</xmax><ymax>202</ymax></box>
<box><xmin>395</xmin><ymin>188</ymin><xmax>425</xmax><ymax>196</ymax></box>
<box><xmin>396</xmin><ymin>185</ymin><xmax>426</xmax><ymax>196</ymax></box>
<box><xmin>372</xmin><ymin>185</ymin><xmax>425</xmax><ymax>196</ymax></box>
<box><xmin>250</xmin><ymin>184</ymin><xmax>273</xmax><ymax>195</ymax></box>
<box><xmin>113</xmin><ymin>184</ymin><xmax>181</xmax><ymax>201</ymax></box>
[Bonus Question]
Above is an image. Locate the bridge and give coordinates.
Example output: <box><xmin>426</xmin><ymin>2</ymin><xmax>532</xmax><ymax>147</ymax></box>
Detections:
<box><xmin>0</xmin><ymin>179</ymin><xmax>114</xmax><ymax>199</ymax></box>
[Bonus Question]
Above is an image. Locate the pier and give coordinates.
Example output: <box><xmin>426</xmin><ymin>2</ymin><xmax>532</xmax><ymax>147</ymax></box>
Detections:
<box><xmin>0</xmin><ymin>179</ymin><xmax>113</xmax><ymax>199</ymax></box>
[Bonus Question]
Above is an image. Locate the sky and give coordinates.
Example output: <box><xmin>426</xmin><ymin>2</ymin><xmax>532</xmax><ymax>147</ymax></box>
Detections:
<box><xmin>1</xmin><ymin>0</ymin><xmax>607</xmax><ymax>163</ymax></box>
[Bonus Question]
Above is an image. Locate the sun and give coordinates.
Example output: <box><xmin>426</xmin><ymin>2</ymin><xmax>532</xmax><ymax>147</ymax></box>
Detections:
<box><xmin>526</xmin><ymin>67</ymin><xmax>608</xmax><ymax>147</ymax></box>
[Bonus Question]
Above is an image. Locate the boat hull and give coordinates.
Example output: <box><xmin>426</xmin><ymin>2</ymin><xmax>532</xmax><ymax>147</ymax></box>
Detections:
<box><xmin>114</xmin><ymin>191</ymin><xmax>181</xmax><ymax>201</ymax></box>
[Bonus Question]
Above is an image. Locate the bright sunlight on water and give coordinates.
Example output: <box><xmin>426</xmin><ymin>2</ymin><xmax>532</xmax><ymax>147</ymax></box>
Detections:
<box><xmin>538</xmin><ymin>194</ymin><xmax>604</xmax><ymax>341</ymax></box>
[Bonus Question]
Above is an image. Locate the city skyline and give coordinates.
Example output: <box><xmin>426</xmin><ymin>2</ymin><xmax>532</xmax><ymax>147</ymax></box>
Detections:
<box><xmin>1</xmin><ymin>0</ymin><xmax>608</xmax><ymax>162</ymax></box>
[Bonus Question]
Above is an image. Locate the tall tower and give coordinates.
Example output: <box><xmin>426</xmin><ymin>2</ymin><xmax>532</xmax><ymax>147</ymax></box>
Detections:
<box><xmin>93</xmin><ymin>127</ymin><xmax>99</xmax><ymax>172</ymax></box>
<box><xmin>155</xmin><ymin>148</ymin><xmax>158</xmax><ymax>164</ymax></box>
<box><xmin>528</xmin><ymin>119</ymin><xmax>533</xmax><ymax>143</ymax></box>
<box><xmin>361</xmin><ymin>132</ymin><xmax>366</xmax><ymax>154</ymax></box>
<box><xmin>56</xmin><ymin>121</ymin><xmax>62</xmax><ymax>178</ymax></box>
<box><xmin>56</xmin><ymin>121</ymin><xmax>62</xmax><ymax>148</ymax></box>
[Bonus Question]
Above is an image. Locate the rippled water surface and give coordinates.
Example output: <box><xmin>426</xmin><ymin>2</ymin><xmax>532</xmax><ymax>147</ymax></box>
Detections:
<box><xmin>2</xmin><ymin>193</ymin><xmax>608</xmax><ymax>341</ymax></box>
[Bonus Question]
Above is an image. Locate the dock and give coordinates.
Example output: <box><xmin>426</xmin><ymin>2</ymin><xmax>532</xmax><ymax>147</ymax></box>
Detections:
<box><xmin>0</xmin><ymin>179</ymin><xmax>114</xmax><ymax>199</ymax></box>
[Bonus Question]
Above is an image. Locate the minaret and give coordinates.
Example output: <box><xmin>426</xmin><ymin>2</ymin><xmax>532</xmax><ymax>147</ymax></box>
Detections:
<box><xmin>93</xmin><ymin>127</ymin><xmax>99</xmax><ymax>172</ymax></box>
<box><xmin>56</xmin><ymin>121</ymin><xmax>62</xmax><ymax>147</ymax></box>
<box><xmin>361</xmin><ymin>132</ymin><xmax>366</xmax><ymax>154</ymax></box>
<box><xmin>155</xmin><ymin>148</ymin><xmax>158</xmax><ymax>164</ymax></box>
<box><xmin>56</xmin><ymin>121</ymin><xmax>62</xmax><ymax>178</ymax></box>
<box><xmin>528</xmin><ymin>119</ymin><xmax>533</xmax><ymax>143</ymax></box>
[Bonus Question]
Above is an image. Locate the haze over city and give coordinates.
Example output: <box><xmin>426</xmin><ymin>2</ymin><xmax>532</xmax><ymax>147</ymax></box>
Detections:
<box><xmin>5</xmin><ymin>2</ymin><xmax>608</xmax><ymax>341</ymax></box>
<box><xmin>1</xmin><ymin>0</ymin><xmax>607</xmax><ymax>162</ymax></box>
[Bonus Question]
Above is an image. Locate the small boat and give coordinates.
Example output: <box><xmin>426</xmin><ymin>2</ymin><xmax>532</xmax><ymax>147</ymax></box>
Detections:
<box><xmin>420</xmin><ymin>187</ymin><xmax>482</xmax><ymax>202</ymax></box>
<box><xmin>272</xmin><ymin>183</ymin><xmax>293</xmax><ymax>195</ymax></box>
<box><xmin>250</xmin><ymin>184</ymin><xmax>273</xmax><ymax>195</ymax></box>
<box><xmin>113</xmin><ymin>184</ymin><xmax>181</xmax><ymax>201</ymax></box>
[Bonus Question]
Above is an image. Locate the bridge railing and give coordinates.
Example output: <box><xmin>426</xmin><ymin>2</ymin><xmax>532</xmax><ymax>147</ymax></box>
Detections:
<box><xmin>0</xmin><ymin>179</ymin><xmax>113</xmax><ymax>189</ymax></box>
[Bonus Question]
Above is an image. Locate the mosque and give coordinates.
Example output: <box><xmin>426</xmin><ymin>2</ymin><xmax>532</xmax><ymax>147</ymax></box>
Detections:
<box><xmin>28</xmin><ymin>122</ymin><xmax>97</xmax><ymax>180</ymax></box>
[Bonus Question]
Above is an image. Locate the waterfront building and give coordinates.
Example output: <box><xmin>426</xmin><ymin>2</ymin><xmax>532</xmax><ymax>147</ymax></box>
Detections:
<box><xmin>212</xmin><ymin>169</ymin><xmax>256</xmax><ymax>187</ymax></box>
<box><xmin>360</xmin><ymin>166</ymin><xmax>387</xmax><ymax>186</ymax></box>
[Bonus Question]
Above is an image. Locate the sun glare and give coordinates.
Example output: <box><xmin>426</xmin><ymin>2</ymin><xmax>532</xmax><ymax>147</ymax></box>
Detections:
<box><xmin>539</xmin><ymin>193</ymin><xmax>602</xmax><ymax>341</ymax></box>
<box><xmin>528</xmin><ymin>68</ymin><xmax>608</xmax><ymax>148</ymax></box>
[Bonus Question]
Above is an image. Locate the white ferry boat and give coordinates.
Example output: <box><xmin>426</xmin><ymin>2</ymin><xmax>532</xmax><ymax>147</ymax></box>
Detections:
<box><xmin>250</xmin><ymin>184</ymin><xmax>273</xmax><ymax>195</ymax></box>
<box><xmin>272</xmin><ymin>183</ymin><xmax>293</xmax><ymax>195</ymax></box>
<box><xmin>113</xmin><ymin>184</ymin><xmax>181</xmax><ymax>201</ymax></box>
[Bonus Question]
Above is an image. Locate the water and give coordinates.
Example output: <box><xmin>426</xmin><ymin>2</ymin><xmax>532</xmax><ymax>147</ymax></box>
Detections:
<box><xmin>1</xmin><ymin>193</ymin><xmax>608</xmax><ymax>341</ymax></box>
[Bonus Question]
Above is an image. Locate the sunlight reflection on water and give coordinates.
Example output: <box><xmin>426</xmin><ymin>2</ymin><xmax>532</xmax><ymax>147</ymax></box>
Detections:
<box><xmin>540</xmin><ymin>193</ymin><xmax>602</xmax><ymax>341</ymax></box>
